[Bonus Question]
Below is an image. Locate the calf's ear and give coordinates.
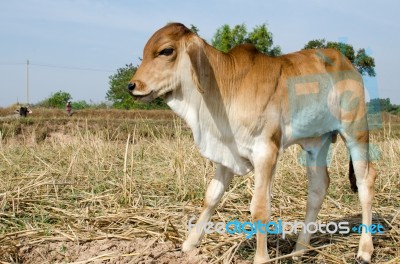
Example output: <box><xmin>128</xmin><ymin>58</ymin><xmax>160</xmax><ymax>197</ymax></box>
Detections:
<box><xmin>186</xmin><ymin>40</ymin><xmax>215</xmax><ymax>94</ymax></box>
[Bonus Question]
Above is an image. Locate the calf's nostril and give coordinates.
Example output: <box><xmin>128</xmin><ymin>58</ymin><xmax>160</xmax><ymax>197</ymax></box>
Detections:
<box><xmin>128</xmin><ymin>82</ymin><xmax>136</xmax><ymax>91</ymax></box>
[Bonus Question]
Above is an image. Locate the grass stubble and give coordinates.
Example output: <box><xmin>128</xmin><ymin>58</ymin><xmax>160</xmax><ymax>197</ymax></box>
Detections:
<box><xmin>0</xmin><ymin>108</ymin><xmax>398</xmax><ymax>263</ymax></box>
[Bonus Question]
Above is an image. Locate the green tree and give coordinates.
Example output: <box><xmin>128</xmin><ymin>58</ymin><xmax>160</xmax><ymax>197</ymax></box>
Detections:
<box><xmin>106</xmin><ymin>64</ymin><xmax>168</xmax><ymax>109</ymax></box>
<box><xmin>107</xmin><ymin>64</ymin><xmax>136</xmax><ymax>109</ymax></box>
<box><xmin>212</xmin><ymin>24</ymin><xmax>237</xmax><ymax>52</ymax></box>
<box><xmin>37</xmin><ymin>90</ymin><xmax>72</xmax><ymax>108</ymax></box>
<box><xmin>248</xmin><ymin>24</ymin><xmax>281</xmax><ymax>56</ymax></box>
<box><xmin>71</xmin><ymin>100</ymin><xmax>90</xmax><ymax>110</ymax></box>
<box><xmin>355</xmin><ymin>48</ymin><xmax>376</xmax><ymax>77</ymax></box>
<box><xmin>189</xmin><ymin>24</ymin><xmax>200</xmax><ymax>35</ymax></box>
<box><xmin>211</xmin><ymin>23</ymin><xmax>281</xmax><ymax>56</ymax></box>
<box><xmin>303</xmin><ymin>39</ymin><xmax>376</xmax><ymax>76</ymax></box>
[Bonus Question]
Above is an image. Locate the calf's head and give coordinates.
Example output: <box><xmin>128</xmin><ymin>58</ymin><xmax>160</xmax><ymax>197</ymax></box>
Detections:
<box><xmin>128</xmin><ymin>23</ymin><xmax>204</xmax><ymax>102</ymax></box>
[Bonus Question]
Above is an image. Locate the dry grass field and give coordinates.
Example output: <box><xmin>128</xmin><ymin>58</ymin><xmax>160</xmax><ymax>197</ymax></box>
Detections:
<box><xmin>0</xmin><ymin>107</ymin><xmax>399</xmax><ymax>263</ymax></box>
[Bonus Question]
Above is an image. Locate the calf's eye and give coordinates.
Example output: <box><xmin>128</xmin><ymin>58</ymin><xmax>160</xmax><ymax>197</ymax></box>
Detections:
<box><xmin>159</xmin><ymin>48</ymin><xmax>174</xmax><ymax>56</ymax></box>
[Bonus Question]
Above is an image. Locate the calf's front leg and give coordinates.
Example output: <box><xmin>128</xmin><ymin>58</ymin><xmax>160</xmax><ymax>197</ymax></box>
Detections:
<box><xmin>182</xmin><ymin>164</ymin><xmax>233</xmax><ymax>251</ymax></box>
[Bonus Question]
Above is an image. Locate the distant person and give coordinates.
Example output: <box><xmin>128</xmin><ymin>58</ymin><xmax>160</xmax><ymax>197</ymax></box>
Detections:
<box><xmin>66</xmin><ymin>101</ymin><xmax>72</xmax><ymax>116</ymax></box>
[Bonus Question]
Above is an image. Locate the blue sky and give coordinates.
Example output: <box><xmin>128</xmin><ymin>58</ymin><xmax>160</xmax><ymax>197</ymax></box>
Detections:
<box><xmin>0</xmin><ymin>0</ymin><xmax>399</xmax><ymax>107</ymax></box>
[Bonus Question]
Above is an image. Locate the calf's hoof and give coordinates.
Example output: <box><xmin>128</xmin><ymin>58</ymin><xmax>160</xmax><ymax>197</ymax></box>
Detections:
<box><xmin>182</xmin><ymin>240</ymin><xmax>197</xmax><ymax>252</ymax></box>
<box><xmin>356</xmin><ymin>254</ymin><xmax>371</xmax><ymax>264</ymax></box>
<box><xmin>356</xmin><ymin>242</ymin><xmax>372</xmax><ymax>263</ymax></box>
<box><xmin>253</xmin><ymin>254</ymin><xmax>270</xmax><ymax>264</ymax></box>
<box><xmin>291</xmin><ymin>245</ymin><xmax>308</xmax><ymax>261</ymax></box>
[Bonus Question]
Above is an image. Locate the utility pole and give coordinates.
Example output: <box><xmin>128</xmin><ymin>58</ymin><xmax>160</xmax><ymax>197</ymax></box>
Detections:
<box><xmin>26</xmin><ymin>59</ymin><xmax>30</xmax><ymax>105</ymax></box>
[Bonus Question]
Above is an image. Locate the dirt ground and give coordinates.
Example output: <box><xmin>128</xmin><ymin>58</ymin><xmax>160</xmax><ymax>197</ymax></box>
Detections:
<box><xmin>17</xmin><ymin>237</ymin><xmax>216</xmax><ymax>264</ymax></box>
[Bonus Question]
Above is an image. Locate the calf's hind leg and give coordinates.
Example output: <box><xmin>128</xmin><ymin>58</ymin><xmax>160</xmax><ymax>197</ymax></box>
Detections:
<box><xmin>348</xmin><ymin>147</ymin><xmax>376</xmax><ymax>263</ymax></box>
<box><xmin>293</xmin><ymin>135</ymin><xmax>331</xmax><ymax>256</ymax></box>
<box><xmin>341</xmin><ymin>127</ymin><xmax>376</xmax><ymax>263</ymax></box>
<box><xmin>251</xmin><ymin>141</ymin><xmax>279</xmax><ymax>263</ymax></box>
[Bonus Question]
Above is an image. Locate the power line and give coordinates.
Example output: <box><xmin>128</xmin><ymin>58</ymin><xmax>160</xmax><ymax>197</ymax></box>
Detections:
<box><xmin>0</xmin><ymin>61</ymin><xmax>114</xmax><ymax>72</ymax></box>
<box><xmin>0</xmin><ymin>62</ymin><xmax>25</xmax><ymax>66</ymax></box>
<box><xmin>30</xmin><ymin>63</ymin><xmax>114</xmax><ymax>72</ymax></box>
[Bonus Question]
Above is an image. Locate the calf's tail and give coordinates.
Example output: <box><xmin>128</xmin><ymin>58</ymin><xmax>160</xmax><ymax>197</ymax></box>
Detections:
<box><xmin>349</xmin><ymin>157</ymin><xmax>358</xmax><ymax>193</ymax></box>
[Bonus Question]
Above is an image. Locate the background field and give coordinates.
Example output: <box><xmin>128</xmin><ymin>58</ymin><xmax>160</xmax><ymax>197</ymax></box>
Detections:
<box><xmin>0</xmin><ymin>108</ymin><xmax>399</xmax><ymax>263</ymax></box>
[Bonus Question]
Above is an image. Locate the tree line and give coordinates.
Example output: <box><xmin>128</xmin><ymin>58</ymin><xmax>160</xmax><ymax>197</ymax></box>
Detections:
<box><xmin>367</xmin><ymin>98</ymin><xmax>400</xmax><ymax>114</ymax></box>
<box><xmin>35</xmin><ymin>23</ymin><xmax>398</xmax><ymax>114</ymax></box>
